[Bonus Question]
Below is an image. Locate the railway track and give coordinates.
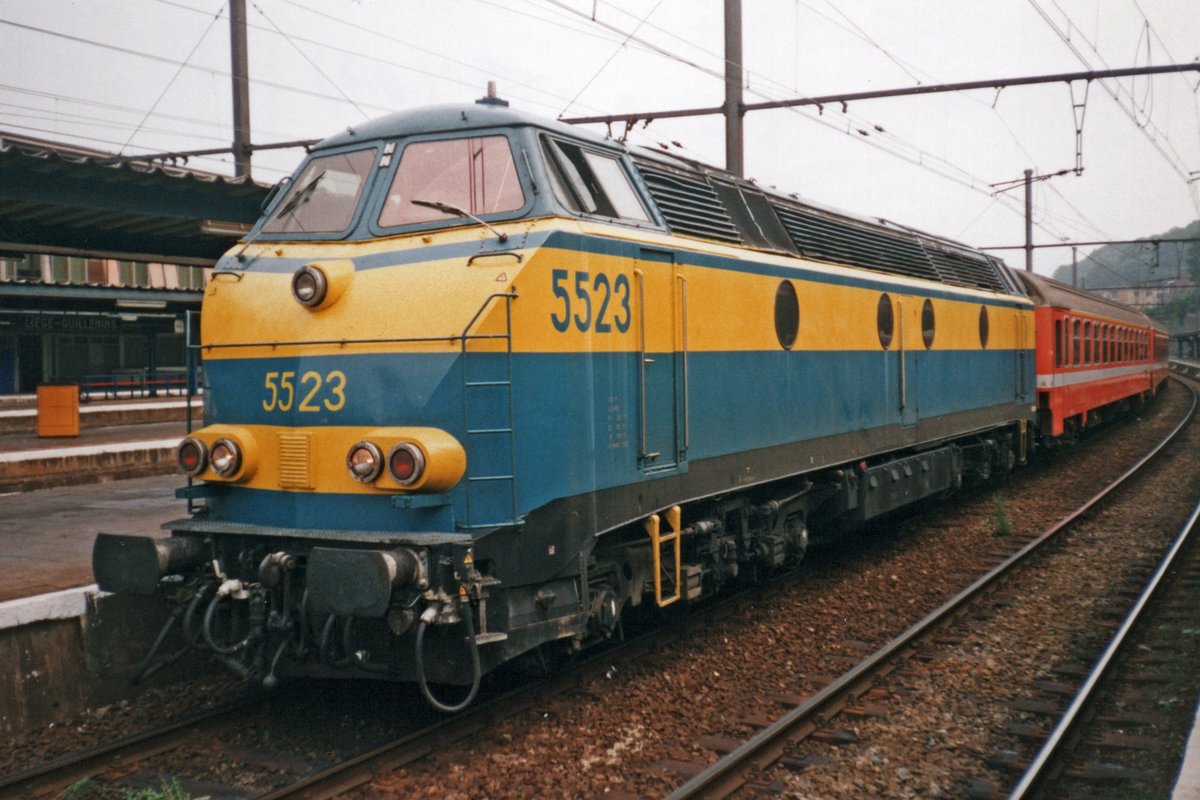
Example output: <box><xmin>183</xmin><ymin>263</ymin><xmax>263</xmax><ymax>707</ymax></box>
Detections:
<box><xmin>0</xmin><ymin>696</ymin><xmax>260</xmax><ymax>800</ymax></box>
<box><xmin>7</xmin><ymin>381</ymin><xmax>1194</xmax><ymax>799</ymax></box>
<box><xmin>664</xmin><ymin>377</ymin><xmax>1199</xmax><ymax>799</ymax></box>
<box><xmin>1007</xmin><ymin>487</ymin><xmax>1200</xmax><ymax>798</ymax></box>
<box><xmin>1</xmin><ymin>555</ymin><xmax>801</xmax><ymax>799</ymax></box>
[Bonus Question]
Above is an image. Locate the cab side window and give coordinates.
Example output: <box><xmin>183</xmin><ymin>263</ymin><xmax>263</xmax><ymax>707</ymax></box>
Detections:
<box><xmin>542</xmin><ymin>138</ymin><xmax>650</xmax><ymax>222</ymax></box>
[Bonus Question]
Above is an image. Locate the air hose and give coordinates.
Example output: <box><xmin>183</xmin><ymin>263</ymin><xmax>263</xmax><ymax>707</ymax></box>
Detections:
<box><xmin>414</xmin><ymin>603</ymin><xmax>481</xmax><ymax>713</ymax></box>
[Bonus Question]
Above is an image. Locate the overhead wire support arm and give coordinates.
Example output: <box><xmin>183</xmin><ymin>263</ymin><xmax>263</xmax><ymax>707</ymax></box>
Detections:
<box><xmin>558</xmin><ymin>63</ymin><xmax>1200</xmax><ymax>126</ymax></box>
<box><xmin>979</xmin><ymin>237</ymin><xmax>1200</xmax><ymax>251</ymax></box>
<box><xmin>100</xmin><ymin>139</ymin><xmax>321</xmax><ymax>167</ymax></box>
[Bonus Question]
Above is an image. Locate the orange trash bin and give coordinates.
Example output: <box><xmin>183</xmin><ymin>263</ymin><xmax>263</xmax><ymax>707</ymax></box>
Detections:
<box><xmin>37</xmin><ymin>383</ymin><xmax>80</xmax><ymax>437</ymax></box>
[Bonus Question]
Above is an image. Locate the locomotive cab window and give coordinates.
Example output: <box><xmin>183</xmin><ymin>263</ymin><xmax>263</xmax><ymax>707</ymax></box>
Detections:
<box><xmin>263</xmin><ymin>148</ymin><xmax>377</xmax><ymax>234</ymax></box>
<box><xmin>542</xmin><ymin>137</ymin><xmax>650</xmax><ymax>222</ymax></box>
<box><xmin>378</xmin><ymin>135</ymin><xmax>526</xmax><ymax>228</ymax></box>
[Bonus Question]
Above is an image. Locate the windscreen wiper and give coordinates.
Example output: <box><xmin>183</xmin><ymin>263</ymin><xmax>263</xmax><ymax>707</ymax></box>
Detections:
<box><xmin>411</xmin><ymin>199</ymin><xmax>509</xmax><ymax>243</ymax></box>
<box><xmin>275</xmin><ymin>170</ymin><xmax>326</xmax><ymax>220</ymax></box>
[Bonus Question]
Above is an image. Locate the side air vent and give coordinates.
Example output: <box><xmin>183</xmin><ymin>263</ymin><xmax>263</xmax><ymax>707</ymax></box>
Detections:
<box><xmin>773</xmin><ymin>203</ymin><xmax>1009</xmax><ymax>292</ymax></box>
<box><xmin>635</xmin><ymin>163</ymin><xmax>743</xmax><ymax>245</ymax></box>
<box><xmin>773</xmin><ymin>205</ymin><xmax>940</xmax><ymax>282</ymax></box>
<box><xmin>923</xmin><ymin>247</ymin><xmax>1008</xmax><ymax>292</ymax></box>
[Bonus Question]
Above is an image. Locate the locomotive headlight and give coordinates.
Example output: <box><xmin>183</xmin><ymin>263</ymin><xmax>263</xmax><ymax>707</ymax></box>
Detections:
<box><xmin>347</xmin><ymin>441</ymin><xmax>384</xmax><ymax>482</ymax></box>
<box><xmin>387</xmin><ymin>442</ymin><xmax>426</xmax><ymax>485</ymax></box>
<box><xmin>176</xmin><ymin>437</ymin><xmax>208</xmax><ymax>476</ymax></box>
<box><xmin>291</xmin><ymin>264</ymin><xmax>328</xmax><ymax>307</ymax></box>
<box><xmin>210</xmin><ymin>438</ymin><xmax>243</xmax><ymax>477</ymax></box>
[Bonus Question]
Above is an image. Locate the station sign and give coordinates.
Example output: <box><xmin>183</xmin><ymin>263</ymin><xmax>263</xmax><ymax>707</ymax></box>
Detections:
<box><xmin>0</xmin><ymin>311</ymin><xmax>178</xmax><ymax>333</ymax></box>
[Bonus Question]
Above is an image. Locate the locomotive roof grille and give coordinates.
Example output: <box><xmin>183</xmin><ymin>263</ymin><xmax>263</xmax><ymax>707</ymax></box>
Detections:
<box><xmin>923</xmin><ymin>248</ymin><xmax>1009</xmax><ymax>293</ymax></box>
<box><xmin>635</xmin><ymin>162</ymin><xmax>744</xmax><ymax>245</ymax></box>
<box><xmin>631</xmin><ymin>147</ymin><xmax>1009</xmax><ymax>293</ymax></box>
<box><xmin>773</xmin><ymin>204</ymin><xmax>941</xmax><ymax>283</ymax></box>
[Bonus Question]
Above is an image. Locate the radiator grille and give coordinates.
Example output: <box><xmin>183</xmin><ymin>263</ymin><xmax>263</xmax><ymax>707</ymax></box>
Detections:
<box><xmin>277</xmin><ymin>432</ymin><xmax>313</xmax><ymax>490</ymax></box>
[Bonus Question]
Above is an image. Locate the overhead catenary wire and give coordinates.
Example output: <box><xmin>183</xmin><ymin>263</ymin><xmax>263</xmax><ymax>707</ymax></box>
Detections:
<box><xmin>246</xmin><ymin>0</ymin><xmax>370</xmax><ymax>121</ymax></box>
<box><xmin>1029</xmin><ymin>0</ymin><xmax>1200</xmax><ymax>215</ymax></box>
<box><xmin>548</xmin><ymin>1</ymin><xmax>1114</xmax><ymax>254</ymax></box>
<box><xmin>120</xmin><ymin>1</ymin><xmax>227</xmax><ymax>155</ymax></box>
<box><xmin>0</xmin><ymin>17</ymin><xmax>398</xmax><ymax>116</ymax></box>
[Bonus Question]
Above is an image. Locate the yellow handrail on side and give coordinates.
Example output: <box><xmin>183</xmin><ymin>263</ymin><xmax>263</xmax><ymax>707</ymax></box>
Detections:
<box><xmin>645</xmin><ymin>505</ymin><xmax>682</xmax><ymax>607</ymax></box>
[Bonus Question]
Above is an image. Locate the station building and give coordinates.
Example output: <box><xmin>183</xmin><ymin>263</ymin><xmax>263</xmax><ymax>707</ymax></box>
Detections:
<box><xmin>0</xmin><ymin>133</ymin><xmax>269</xmax><ymax>396</ymax></box>
<box><xmin>0</xmin><ymin>254</ymin><xmax>207</xmax><ymax>394</ymax></box>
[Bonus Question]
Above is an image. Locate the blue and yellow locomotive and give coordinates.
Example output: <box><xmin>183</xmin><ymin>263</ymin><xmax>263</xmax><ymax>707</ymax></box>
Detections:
<box><xmin>94</xmin><ymin>93</ymin><xmax>1036</xmax><ymax>710</ymax></box>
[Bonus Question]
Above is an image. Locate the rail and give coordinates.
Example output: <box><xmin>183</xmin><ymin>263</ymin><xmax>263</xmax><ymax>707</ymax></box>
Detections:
<box><xmin>1009</xmin><ymin>378</ymin><xmax>1200</xmax><ymax>798</ymax></box>
<box><xmin>666</xmin><ymin>376</ymin><xmax>1198</xmax><ymax>800</ymax></box>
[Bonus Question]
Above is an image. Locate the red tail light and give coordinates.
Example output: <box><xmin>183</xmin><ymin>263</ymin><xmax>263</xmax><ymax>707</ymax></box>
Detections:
<box><xmin>388</xmin><ymin>443</ymin><xmax>425</xmax><ymax>486</ymax></box>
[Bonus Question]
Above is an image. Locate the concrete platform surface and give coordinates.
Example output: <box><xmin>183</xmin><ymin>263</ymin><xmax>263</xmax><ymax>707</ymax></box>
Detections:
<box><xmin>1175</xmin><ymin>700</ymin><xmax>1200</xmax><ymax>799</ymax></box>
<box><xmin>0</xmin><ymin>474</ymin><xmax>183</xmax><ymax>602</ymax></box>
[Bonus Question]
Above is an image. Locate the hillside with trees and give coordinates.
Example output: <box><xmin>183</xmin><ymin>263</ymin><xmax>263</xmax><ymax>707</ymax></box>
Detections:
<box><xmin>1048</xmin><ymin>219</ymin><xmax>1200</xmax><ymax>332</ymax></box>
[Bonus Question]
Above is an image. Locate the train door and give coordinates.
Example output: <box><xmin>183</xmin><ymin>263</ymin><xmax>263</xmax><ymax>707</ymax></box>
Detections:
<box><xmin>898</xmin><ymin>298</ymin><xmax>917</xmax><ymax>427</ymax></box>
<box><xmin>634</xmin><ymin>248</ymin><xmax>684</xmax><ymax>471</ymax></box>
<box><xmin>1015</xmin><ymin>313</ymin><xmax>1030</xmax><ymax>404</ymax></box>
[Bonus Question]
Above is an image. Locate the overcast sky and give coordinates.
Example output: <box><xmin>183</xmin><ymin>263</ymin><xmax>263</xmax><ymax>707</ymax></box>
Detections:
<box><xmin>3</xmin><ymin>0</ymin><xmax>1199</xmax><ymax>274</ymax></box>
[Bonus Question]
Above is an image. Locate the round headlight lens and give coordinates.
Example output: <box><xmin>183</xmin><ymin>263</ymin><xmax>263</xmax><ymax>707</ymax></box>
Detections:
<box><xmin>210</xmin><ymin>438</ymin><xmax>242</xmax><ymax>477</ymax></box>
<box><xmin>292</xmin><ymin>265</ymin><xmax>327</xmax><ymax>307</ymax></box>
<box><xmin>177</xmin><ymin>438</ymin><xmax>208</xmax><ymax>476</ymax></box>
<box><xmin>388</xmin><ymin>443</ymin><xmax>426</xmax><ymax>486</ymax></box>
<box><xmin>347</xmin><ymin>441</ymin><xmax>384</xmax><ymax>483</ymax></box>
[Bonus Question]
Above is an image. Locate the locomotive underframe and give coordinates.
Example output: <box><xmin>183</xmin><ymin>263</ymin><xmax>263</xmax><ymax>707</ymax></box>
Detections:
<box><xmin>96</xmin><ymin>415</ymin><xmax>1033</xmax><ymax>700</ymax></box>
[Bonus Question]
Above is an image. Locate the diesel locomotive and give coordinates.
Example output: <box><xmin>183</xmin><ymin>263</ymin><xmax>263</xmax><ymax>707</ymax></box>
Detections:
<box><xmin>93</xmin><ymin>93</ymin><xmax>1167</xmax><ymax>710</ymax></box>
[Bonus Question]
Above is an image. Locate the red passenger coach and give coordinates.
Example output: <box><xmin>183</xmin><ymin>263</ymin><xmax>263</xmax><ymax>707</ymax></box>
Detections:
<box><xmin>1016</xmin><ymin>271</ymin><xmax>1169</xmax><ymax>438</ymax></box>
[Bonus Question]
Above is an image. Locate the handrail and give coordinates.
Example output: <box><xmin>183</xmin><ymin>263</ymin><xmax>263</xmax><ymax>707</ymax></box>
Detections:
<box><xmin>644</xmin><ymin>506</ymin><xmax>682</xmax><ymax>607</ymax></box>
<box><xmin>676</xmin><ymin>273</ymin><xmax>690</xmax><ymax>454</ymax></box>
<box><xmin>460</xmin><ymin>291</ymin><xmax>519</xmax><ymax>339</ymax></box>
<box><xmin>198</xmin><ymin>292</ymin><xmax>519</xmax><ymax>352</ymax></box>
<box><xmin>634</xmin><ymin>268</ymin><xmax>648</xmax><ymax>461</ymax></box>
<box><xmin>897</xmin><ymin>298</ymin><xmax>906</xmax><ymax>412</ymax></box>
<box><xmin>459</xmin><ymin>291</ymin><xmax>519</xmax><ymax>529</ymax></box>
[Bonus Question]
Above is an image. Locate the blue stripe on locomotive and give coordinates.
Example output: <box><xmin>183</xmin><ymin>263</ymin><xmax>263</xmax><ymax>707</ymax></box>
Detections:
<box><xmin>202</xmin><ymin>344</ymin><xmax>1029</xmax><ymax>531</ymax></box>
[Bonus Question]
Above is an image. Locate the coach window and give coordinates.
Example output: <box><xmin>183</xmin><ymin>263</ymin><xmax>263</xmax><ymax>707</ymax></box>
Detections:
<box><xmin>379</xmin><ymin>136</ymin><xmax>525</xmax><ymax>228</ymax></box>
<box><xmin>877</xmin><ymin>294</ymin><xmax>894</xmax><ymax>349</ymax></box>
<box><xmin>542</xmin><ymin>137</ymin><xmax>650</xmax><ymax>222</ymax></box>
<box><xmin>978</xmin><ymin>305</ymin><xmax>989</xmax><ymax>349</ymax></box>
<box><xmin>921</xmin><ymin>299</ymin><xmax>935</xmax><ymax>349</ymax></box>
<box><xmin>263</xmin><ymin>147</ymin><xmax>377</xmax><ymax>234</ymax></box>
<box><xmin>1072</xmin><ymin>319</ymin><xmax>1081</xmax><ymax>366</ymax></box>
<box><xmin>1054</xmin><ymin>319</ymin><xmax>1063</xmax><ymax>367</ymax></box>
<box><xmin>1083</xmin><ymin>320</ymin><xmax>1092</xmax><ymax>364</ymax></box>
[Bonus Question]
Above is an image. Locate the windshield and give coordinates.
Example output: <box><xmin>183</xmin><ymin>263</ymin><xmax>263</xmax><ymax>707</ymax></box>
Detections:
<box><xmin>262</xmin><ymin>148</ymin><xmax>376</xmax><ymax>234</ymax></box>
<box><xmin>378</xmin><ymin>135</ymin><xmax>525</xmax><ymax>228</ymax></box>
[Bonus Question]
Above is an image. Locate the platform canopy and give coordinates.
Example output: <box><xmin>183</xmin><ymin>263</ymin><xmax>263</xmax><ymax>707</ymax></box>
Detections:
<box><xmin>0</xmin><ymin>133</ymin><xmax>271</xmax><ymax>266</ymax></box>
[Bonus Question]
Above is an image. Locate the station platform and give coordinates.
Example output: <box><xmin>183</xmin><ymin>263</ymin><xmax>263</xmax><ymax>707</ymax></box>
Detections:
<box><xmin>0</xmin><ymin>395</ymin><xmax>199</xmax><ymax>493</ymax></box>
<box><xmin>0</xmin><ymin>395</ymin><xmax>196</xmax><ymax>613</ymax></box>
